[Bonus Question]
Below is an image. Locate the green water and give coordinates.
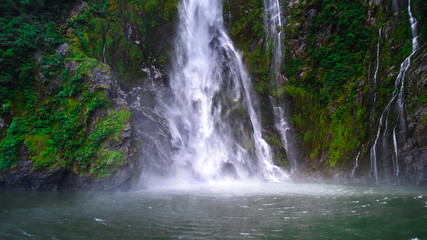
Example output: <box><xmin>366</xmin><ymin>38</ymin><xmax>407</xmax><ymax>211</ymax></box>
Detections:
<box><xmin>1</xmin><ymin>182</ymin><xmax>427</xmax><ymax>239</ymax></box>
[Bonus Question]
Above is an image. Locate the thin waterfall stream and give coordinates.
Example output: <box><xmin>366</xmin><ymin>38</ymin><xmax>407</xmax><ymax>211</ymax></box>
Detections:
<box><xmin>370</xmin><ymin>0</ymin><xmax>419</xmax><ymax>183</ymax></box>
<box><xmin>370</xmin><ymin>28</ymin><xmax>382</xmax><ymax>128</ymax></box>
<box><xmin>350</xmin><ymin>151</ymin><xmax>361</xmax><ymax>179</ymax></box>
<box><xmin>263</xmin><ymin>0</ymin><xmax>297</xmax><ymax>173</ymax></box>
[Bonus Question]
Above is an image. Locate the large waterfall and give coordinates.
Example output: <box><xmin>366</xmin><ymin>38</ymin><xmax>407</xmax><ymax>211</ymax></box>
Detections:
<box><xmin>155</xmin><ymin>0</ymin><xmax>287</xmax><ymax>184</ymax></box>
<box><xmin>263</xmin><ymin>0</ymin><xmax>297</xmax><ymax>172</ymax></box>
<box><xmin>370</xmin><ymin>0</ymin><xmax>419</xmax><ymax>184</ymax></box>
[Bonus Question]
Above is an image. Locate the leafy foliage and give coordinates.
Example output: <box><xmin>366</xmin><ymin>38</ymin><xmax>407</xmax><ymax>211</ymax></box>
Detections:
<box><xmin>281</xmin><ymin>0</ymin><xmax>423</xmax><ymax>173</ymax></box>
<box><xmin>283</xmin><ymin>0</ymin><xmax>373</xmax><ymax>169</ymax></box>
<box><xmin>226</xmin><ymin>0</ymin><xmax>270</xmax><ymax>94</ymax></box>
<box><xmin>0</xmin><ymin>0</ymin><xmax>131</xmax><ymax>178</ymax></box>
<box><xmin>308</xmin><ymin>0</ymin><xmax>372</xmax><ymax>103</ymax></box>
<box><xmin>69</xmin><ymin>0</ymin><xmax>177</xmax><ymax>80</ymax></box>
<box><xmin>0</xmin><ymin>0</ymin><xmax>72</xmax><ymax>116</ymax></box>
<box><xmin>413</xmin><ymin>0</ymin><xmax>427</xmax><ymax>42</ymax></box>
<box><xmin>0</xmin><ymin>117</ymin><xmax>29</xmax><ymax>171</ymax></box>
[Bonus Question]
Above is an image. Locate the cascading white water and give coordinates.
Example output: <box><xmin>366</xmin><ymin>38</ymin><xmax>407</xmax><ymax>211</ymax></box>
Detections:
<box><xmin>350</xmin><ymin>151</ymin><xmax>361</xmax><ymax>179</ymax></box>
<box><xmin>370</xmin><ymin>28</ymin><xmax>381</xmax><ymax>127</ymax></box>
<box><xmin>382</xmin><ymin>117</ymin><xmax>390</xmax><ymax>176</ymax></box>
<box><xmin>397</xmin><ymin>0</ymin><xmax>419</xmax><ymax>137</ymax></box>
<box><xmin>408</xmin><ymin>0</ymin><xmax>419</xmax><ymax>52</ymax></box>
<box><xmin>163</xmin><ymin>0</ymin><xmax>287</xmax><ymax>182</ymax></box>
<box><xmin>369</xmin><ymin>28</ymin><xmax>382</xmax><ymax>184</ymax></box>
<box><xmin>370</xmin><ymin>126</ymin><xmax>380</xmax><ymax>183</ymax></box>
<box><xmin>264</xmin><ymin>0</ymin><xmax>283</xmax><ymax>75</ymax></box>
<box><xmin>370</xmin><ymin>0</ymin><xmax>419</xmax><ymax>183</ymax></box>
<box><xmin>392</xmin><ymin>126</ymin><xmax>399</xmax><ymax>176</ymax></box>
<box><xmin>263</xmin><ymin>0</ymin><xmax>297</xmax><ymax>172</ymax></box>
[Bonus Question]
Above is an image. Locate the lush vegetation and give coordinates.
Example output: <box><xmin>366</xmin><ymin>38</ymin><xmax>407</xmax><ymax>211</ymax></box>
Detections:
<box><xmin>0</xmin><ymin>0</ymin><xmax>73</xmax><ymax>173</ymax></box>
<box><xmin>284</xmin><ymin>0</ymin><xmax>373</xmax><ymax>170</ymax></box>
<box><xmin>1</xmin><ymin>0</ymin><xmax>424</xmax><ymax>181</ymax></box>
<box><xmin>0</xmin><ymin>0</ymin><xmax>132</xmax><ymax>178</ymax></box>
<box><xmin>226</xmin><ymin>0</ymin><xmax>271</xmax><ymax>95</ymax></box>
<box><xmin>413</xmin><ymin>0</ymin><xmax>427</xmax><ymax>42</ymax></box>
<box><xmin>70</xmin><ymin>0</ymin><xmax>177</xmax><ymax>81</ymax></box>
<box><xmin>279</xmin><ymin>0</ymin><xmax>425</xmax><ymax>174</ymax></box>
<box><xmin>0</xmin><ymin>0</ymin><xmax>73</xmax><ymax>117</ymax></box>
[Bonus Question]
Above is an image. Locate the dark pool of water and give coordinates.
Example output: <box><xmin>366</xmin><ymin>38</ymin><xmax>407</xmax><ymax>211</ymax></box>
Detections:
<box><xmin>1</xmin><ymin>181</ymin><xmax>427</xmax><ymax>239</ymax></box>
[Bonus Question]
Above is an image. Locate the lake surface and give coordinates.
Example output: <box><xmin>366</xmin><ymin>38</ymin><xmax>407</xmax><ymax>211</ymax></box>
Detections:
<box><xmin>1</xmin><ymin>181</ymin><xmax>427</xmax><ymax>239</ymax></box>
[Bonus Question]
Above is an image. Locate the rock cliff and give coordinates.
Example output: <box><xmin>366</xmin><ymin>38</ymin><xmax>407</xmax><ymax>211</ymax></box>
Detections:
<box><xmin>1</xmin><ymin>0</ymin><xmax>426</xmax><ymax>190</ymax></box>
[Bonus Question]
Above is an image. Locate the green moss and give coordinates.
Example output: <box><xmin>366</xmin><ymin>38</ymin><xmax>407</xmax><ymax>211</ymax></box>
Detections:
<box><xmin>91</xmin><ymin>109</ymin><xmax>130</xmax><ymax>143</ymax></box>
<box><xmin>25</xmin><ymin>134</ymin><xmax>58</xmax><ymax>169</ymax></box>
<box><xmin>243</xmin><ymin>138</ymin><xmax>254</xmax><ymax>151</ymax></box>
<box><xmin>277</xmin><ymin>152</ymin><xmax>290</xmax><ymax>169</ymax></box>
<box><xmin>281</xmin><ymin>0</ymin><xmax>374</xmax><ymax>172</ymax></box>
<box><xmin>1</xmin><ymin>44</ymin><xmax>130</xmax><ymax>179</ymax></box>
<box><xmin>390</xmin><ymin>10</ymin><xmax>412</xmax><ymax>43</ymax></box>
<box><xmin>0</xmin><ymin>138</ymin><xmax>22</xmax><ymax>173</ymax></box>
<box><xmin>0</xmin><ymin>117</ymin><xmax>29</xmax><ymax>173</ymax></box>
<box><xmin>285</xmin><ymin>0</ymin><xmax>417</xmax><ymax>172</ymax></box>
<box><xmin>412</xmin><ymin>0</ymin><xmax>427</xmax><ymax>42</ymax></box>
<box><xmin>68</xmin><ymin>0</ymin><xmax>178</xmax><ymax>81</ymax></box>
<box><xmin>90</xmin><ymin>150</ymin><xmax>124</xmax><ymax>179</ymax></box>
<box><xmin>226</xmin><ymin>0</ymin><xmax>271</xmax><ymax>94</ymax></box>
<box><xmin>268</xmin><ymin>136</ymin><xmax>283</xmax><ymax>148</ymax></box>
<box><xmin>0</xmin><ymin>1</ymin><xmax>175</xmax><ymax>178</ymax></box>
<box><xmin>73</xmin><ymin>109</ymin><xmax>130</xmax><ymax>178</ymax></box>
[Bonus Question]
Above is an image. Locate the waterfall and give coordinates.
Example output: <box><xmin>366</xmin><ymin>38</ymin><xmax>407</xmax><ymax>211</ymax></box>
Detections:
<box><xmin>392</xmin><ymin>126</ymin><xmax>399</xmax><ymax>177</ymax></box>
<box><xmin>369</xmin><ymin>0</ymin><xmax>419</xmax><ymax>184</ymax></box>
<box><xmin>408</xmin><ymin>0</ymin><xmax>419</xmax><ymax>48</ymax></box>
<box><xmin>397</xmin><ymin>0</ymin><xmax>419</xmax><ymax>139</ymax></box>
<box><xmin>382</xmin><ymin>117</ymin><xmax>390</xmax><ymax>178</ymax></box>
<box><xmin>162</xmin><ymin>0</ymin><xmax>287</xmax><ymax>182</ymax></box>
<box><xmin>370</xmin><ymin>28</ymin><xmax>381</xmax><ymax>128</ymax></box>
<box><xmin>370</xmin><ymin>127</ymin><xmax>380</xmax><ymax>183</ymax></box>
<box><xmin>263</xmin><ymin>0</ymin><xmax>297</xmax><ymax>172</ymax></box>
<box><xmin>369</xmin><ymin>28</ymin><xmax>382</xmax><ymax>184</ymax></box>
<box><xmin>264</xmin><ymin>0</ymin><xmax>283</xmax><ymax>76</ymax></box>
<box><xmin>350</xmin><ymin>151</ymin><xmax>361</xmax><ymax>179</ymax></box>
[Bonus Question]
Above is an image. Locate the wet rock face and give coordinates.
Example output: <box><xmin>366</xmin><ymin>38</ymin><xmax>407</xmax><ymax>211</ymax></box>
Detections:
<box><xmin>70</xmin><ymin>1</ymin><xmax>89</xmax><ymax>17</ymax></box>
<box><xmin>220</xmin><ymin>162</ymin><xmax>238</xmax><ymax>179</ymax></box>
<box><xmin>401</xmin><ymin>47</ymin><xmax>427</xmax><ymax>185</ymax></box>
<box><xmin>88</xmin><ymin>68</ymin><xmax>113</xmax><ymax>94</ymax></box>
<box><xmin>124</xmin><ymin>75</ymin><xmax>173</xmax><ymax>177</ymax></box>
<box><xmin>0</xmin><ymin>118</ymin><xmax>5</xmax><ymax>129</ymax></box>
<box><xmin>55</xmin><ymin>43</ymin><xmax>69</xmax><ymax>57</ymax></box>
<box><xmin>0</xmin><ymin>146</ymin><xmax>65</xmax><ymax>191</ymax></box>
<box><xmin>1</xmin><ymin>44</ymin><xmax>143</xmax><ymax>191</ymax></box>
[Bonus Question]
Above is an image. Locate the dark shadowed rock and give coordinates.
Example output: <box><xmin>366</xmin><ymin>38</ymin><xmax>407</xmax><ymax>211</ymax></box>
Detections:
<box><xmin>220</xmin><ymin>162</ymin><xmax>238</xmax><ymax>179</ymax></box>
<box><xmin>125</xmin><ymin>85</ymin><xmax>173</xmax><ymax>177</ymax></box>
<box><xmin>0</xmin><ymin>117</ymin><xmax>5</xmax><ymax>129</ymax></box>
<box><xmin>315</xmin><ymin>25</ymin><xmax>332</xmax><ymax>44</ymax></box>
<box><xmin>2</xmin><ymin>146</ymin><xmax>65</xmax><ymax>191</ymax></box>
<box><xmin>55</xmin><ymin>43</ymin><xmax>69</xmax><ymax>57</ymax></box>
<box><xmin>70</xmin><ymin>1</ymin><xmax>89</xmax><ymax>17</ymax></box>
<box><xmin>88</xmin><ymin>68</ymin><xmax>113</xmax><ymax>94</ymax></box>
<box><xmin>398</xmin><ymin>44</ymin><xmax>427</xmax><ymax>185</ymax></box>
